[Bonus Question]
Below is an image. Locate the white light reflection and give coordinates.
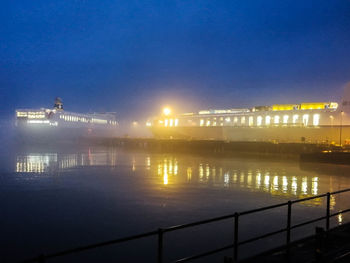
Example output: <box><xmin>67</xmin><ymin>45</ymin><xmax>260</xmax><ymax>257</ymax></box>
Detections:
<box><xmin>312</xmin><ymin>177</ymin><xmax>318</xmax><ymax>195</ymax></box>
<box><xmin>247</xmin><ymin>171</ymin><xmax>252</xmax><ymax>187</ymax></box>
<box><xmin>338</xmin><ymin>213</ymin><xmax>343</xmax><ymax>225</ymax></box>
<box><xmin>256</xmin><ymin>172</ymin><xmax>261</xmax><ymax>189</ymax></box>
<box><xmin>301</xmin><ymin>177</ymin><xmax>308</xmax><ymax>195</ymax></box>
<box><xmin>273</xmin><ymin>176</ymin><xmax>278</xmax><ymax>191</ymax></box>
<box><xmin>291</xmin><ymin>177</ymin><xmax>297</xmax><ymax>195</ymax></box>
<box><xmin>163</xmin><ymin>162</ymin><xmax>168</xmax><ymax>185</ymax></box>
<box><xmin>187</xmin><ymin>167</ymin><xmax>192</xmax><ymax>181</ymax></box>
<box><xmin>224</xmin><ymin>173</ymin><xmax>229</xmax><ymax>186</ymax></box>
<box><xmin>282</xmin><ymin>176</ymin><xmax>288</xmax><ymax>193</ymax></box>
<box><xmin>264</xmin><ymin>172</ymin><xmax>270</xmax><ymax>191</ymax></box>
<box><xmin>240</xmin><ymin>172</ymin><xmax>245</xmax><ymax>183</ymax></box>
<box><xmin>233</xmin><ymin>171</ymin><xmax>238</xmax><ymax>183</ymax></box>
<box><xmin>146</xmin><ymin>156</ymin><xmax>151</xmax><ymax>170</ymax></box>
<box><xmin>199</xmin><ymin>164</ymin><xmax>204</xmax><ymax>181</ymax></box>
<box><xmin>206</xmin><ymin>164</ymin><xmax>210</xmax><ymax>179</ymax></box>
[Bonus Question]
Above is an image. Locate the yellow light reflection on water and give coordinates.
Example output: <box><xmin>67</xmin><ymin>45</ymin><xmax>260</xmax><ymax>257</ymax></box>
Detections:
<box><xmin>146</xmin><ymin>156</ymin><xmax>151</xmax><ymax>170</ymax></box>
<box><xmin>301</xmin><ymin>177</ymin><xmax>308</xmax><ymax>195</ymax></box>
<box><xmin>312</xmin><ymin>177</ymin><xmax>318</xmax><ymax>195</ymax></box>
<box><xmin>247</xmin><ymin>171</ymin><xmax>252</xmax><ymax>187</ymax></box>
<box><xmin>17</xmin><ymin>152</ymin><xmax>337</xmax><ymax>208</ymax></box>
<box><xmin>291</xmin><ymin>177</ymin><xmax>297</xmax><ymax>195</ymax></box>
<box><xmin>256</xmin><ymin>171</ymin><xmax>261</xmax><ymax>189</ymax></box>
<box><xmin>282</xmin><ymin>176</ymin><xmax>288</xmax><ymax>193</ymax></box>
<box><xmin>273</xmin><ymin>176</ymin><xmax>279</xmax><ymax>191</ymax></box>
<box><xmin>233</xmin><ymin>172</ymin><xmax>238</xmax><ymax>183</ymax></box>
<box><xmin>199</xmin><ymin>164</ymin><xmax>204</xmax><ymax>181</ymax></box>
<box><xmin>174</xmin><ymin>160</ymin><xmax>178</xmax><ymax>175</ymax></box>
<box><xmin>163</xmin><ymin>162</ymin><xmax>168</xmax><ymax>185</ymax></box>
<box><xmin>330</xmin><ymin>195</ymin><xmax>336</xmax><ymax>210</ymax></box>
<box><xmin>224</xmin><ymin>173</ymin><xmax>229</xmax><ymax>186</ymax></box>
<box><xmin>212</xmin><ymin>167</ymin><xmax>216</xmax><ymax>177</ymax></box>
<box><xmin>157</xmin><ymin>164</ymin><xmax>162</xmax><ymax>176</ymax></box>
<box><xmin>132</xmin><ymin>158</ymin><xmax>136</xmax><ymax>172</ymax></box>
<box><xmin>140</xmin><ymin>156</ymin><xmax>329</xmax><ymax>207</ymax></box>
<box><xmin>206</xmin><ymin>164</ymin><xmax>210</xmax><ymax>179</ymax></box>
<box><xmin>264</xmin><ymin>173</ymin><xmax>270</xmax><ymax>191</ymax></box>
<box><xmin>240</xmin><ymin>172</ymin><xmax>245</xmax><ymax>184</ymax></box>
<box><xmin>187</xmin><ymin>167</ymin><xmax>192</xmax><ymax>181</ymax></box>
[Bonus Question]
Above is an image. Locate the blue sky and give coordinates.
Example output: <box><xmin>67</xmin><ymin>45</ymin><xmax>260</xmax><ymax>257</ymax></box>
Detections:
<box><xmin>1</xmin><ymin>0</ymin><xmax>350</xmax><ymax>119</ymax></box>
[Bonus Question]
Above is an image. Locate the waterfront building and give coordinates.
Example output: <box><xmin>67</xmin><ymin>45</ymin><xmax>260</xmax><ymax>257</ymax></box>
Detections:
<box><xmin>149</xmin><ymin>87</ymin><xmax>350</xmax><ymax>145</ymax></box>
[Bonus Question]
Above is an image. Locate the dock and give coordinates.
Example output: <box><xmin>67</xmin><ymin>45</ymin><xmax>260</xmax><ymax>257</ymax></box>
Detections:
<box><xmin>96</xmin><ymin>137</ymin><xmax>340</xmax><ymax>156</ymax></box>
<box><xmin>300</xmin><ymin>151</ymin><xmax>350</xmax><ymax>165</ymax></box>
<box><xmin>242</xmin><ymin>223</ymin><xmax>350</xmax><ymax>263</ymax></box>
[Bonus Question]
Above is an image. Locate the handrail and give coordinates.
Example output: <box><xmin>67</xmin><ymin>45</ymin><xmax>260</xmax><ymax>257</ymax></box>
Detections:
<box><xmin>20</xmin><ymin>188</ymin><xmax>350</xmax><ymax>263</ymax></box>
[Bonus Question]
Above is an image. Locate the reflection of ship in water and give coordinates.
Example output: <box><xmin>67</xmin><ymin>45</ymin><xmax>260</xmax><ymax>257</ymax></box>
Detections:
<box><xmin>15</xmin><ymin>149</ymin><xmax>117</xmax><ymax>173</ymax></box>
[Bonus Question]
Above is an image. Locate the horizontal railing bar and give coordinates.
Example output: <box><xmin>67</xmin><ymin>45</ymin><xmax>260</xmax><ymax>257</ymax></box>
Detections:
<box><xmin>166</xmin><ymin>202</ymin><xmax>291</xmax><ymax>233</ymax></box>
<box><xmin>20</xmin><ymin>230</ymin><xmax>158</xmax><ymax>263</ymax></box>
<box><xmin>240</xmin><ymin>202</ymin><xmax>288</xmax><ymax>216</ymax></box>
<box><xmin>292</xmin><ymin>188</ymin><xmax>350</xmax><ymax>204</ymax></box>
<box><xmin>164</xmin><ymin>214</ymin><xmax>236</xmax><ymax>232</ymax></box>
<box><xmin>330</xmin><ymin>208</ymin><xmax>350</xmax><ymax>217</ymax></box>
<box><xmin>330</xmin><ymin>188</ymin><xmax>350</xmax><ymax>195</ymax></box>
<box><xmin>172</xmin><ymin>244</ymin><xmax>233</xmax><ymax>262</ymax></box>
<box><xmin>166</xmin><ymin>188</ymin><xmax>350</xmax><ymax>232</ymax></box>
<box><xmin>291</xmin><ymin>216</ymin><xmax>326</xmax><ymax>230</ymax></box>
<box><xmin>291</xmin><ymin>193</ymin><xmax>328</xmax><ymax>204</ymax></box>
<box><xmin>238</xmin><ymin>228</ymin><xmax>287</xmax><ymax>246</ymax></box>
<box><xmin>330</xmin><ymin>251</ymin><xmax>350</xmax><ymax>262</ymax></box>
<box><xmin>290</xmin><ymin>207</ymin><xmax>350</xmax><ymax>232</ymax></box>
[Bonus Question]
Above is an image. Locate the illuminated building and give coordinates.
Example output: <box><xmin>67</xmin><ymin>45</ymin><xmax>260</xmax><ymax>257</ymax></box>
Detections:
<box><xmin>149</xmin><ymin>86</ymin><xmax>350</xmax><ymax>144</ymax></box>
<box><xmin>15</xmin><ymin>97</ymin><xmax>118</xmax><ymax>139</ymax></box>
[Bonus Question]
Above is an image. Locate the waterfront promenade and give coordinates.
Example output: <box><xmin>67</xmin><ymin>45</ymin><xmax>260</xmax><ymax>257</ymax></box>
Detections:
<box><xmin>21</xmin><ymin>189</ymin><xmax>350</xmax><ymax>263</ymax></box>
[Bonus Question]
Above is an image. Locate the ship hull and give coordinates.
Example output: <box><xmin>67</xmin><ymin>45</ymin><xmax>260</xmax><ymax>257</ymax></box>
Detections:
<box><xmin>15</xmin><ymin>124</ymin><xmax>119</xmax><ymax>143</ymax></box>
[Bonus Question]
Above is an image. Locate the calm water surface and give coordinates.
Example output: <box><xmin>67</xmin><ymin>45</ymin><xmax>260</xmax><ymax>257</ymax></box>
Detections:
<box><xmin>1</xmin><ymin>142</ymin><xmax>350</xmax><ymax>262</ymax></box>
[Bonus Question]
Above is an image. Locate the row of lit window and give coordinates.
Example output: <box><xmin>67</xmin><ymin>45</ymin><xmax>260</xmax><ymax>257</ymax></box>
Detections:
<box><xmin>60</xmin><ymin>114</ymin><xmax>90</xmax><ymax>122</ymax></box>
<box><xmin>199</xmin><ymin>114</ymin><xmax>320</xmax><ymax>127</ymax></box>
<box><xmin>59</xmin><ymin>115</ymin><xmax>116</xmax><ymax>125</ymax></box>
<box><xmin>91</xmin><ymin>118</ymin><xmax>108</xmax><ymax>124</ymax></box>
<box><xmin>161</xmin><ymin>119</ymin><xmax>179</xmax><ymax>127</ymax></box>
<box><xmin>17</xmin><ymin>111</ymin><xmax>46</xmax><ymax>119</ymax></box>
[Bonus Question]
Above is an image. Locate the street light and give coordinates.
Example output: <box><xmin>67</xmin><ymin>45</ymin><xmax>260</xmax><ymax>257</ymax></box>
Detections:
<box><xmin>163</xmin><ymin>107</ymin><xmax>171</xmax><ymax>116</ymax></box>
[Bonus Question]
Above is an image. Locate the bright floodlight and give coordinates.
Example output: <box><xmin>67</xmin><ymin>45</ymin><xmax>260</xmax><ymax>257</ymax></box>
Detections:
<box><xmin>163</xmin><ymin>107</ymin><xmax>171</xmax><ymax>116</ymax></box>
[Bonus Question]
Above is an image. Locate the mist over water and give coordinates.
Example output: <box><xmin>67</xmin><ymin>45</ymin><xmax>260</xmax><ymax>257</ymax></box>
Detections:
<box><xmin>1</xmin><ymin>142</ymin><xmax>350</xmax><ymax>262</ymax></box>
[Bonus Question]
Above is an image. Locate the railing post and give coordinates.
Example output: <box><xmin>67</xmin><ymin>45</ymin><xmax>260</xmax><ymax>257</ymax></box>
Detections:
<box><xmin>233</xmin><ymin>212</ymin><xmax>239</xmax><ymax>262</ymax></box>
<box><xmin>326</xmin><ymin>192</ymin><xmax>330</xmax><ymax>231</ymax></box>
<box><xmin>286</xmin><ymin>201</ymin><xmax>292</xmax><ymax>255</ymax></box>
<box><xmin>158</xmin><ymin>228</ymin><xmax>164</xmax><ymax>263</ymax></box>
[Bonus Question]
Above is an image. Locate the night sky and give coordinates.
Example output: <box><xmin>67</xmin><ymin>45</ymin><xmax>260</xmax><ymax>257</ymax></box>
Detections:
<box><xmin>1</xmin><ymin>0</ymin><xmax>350</xmax><ymax>120</ymax></box>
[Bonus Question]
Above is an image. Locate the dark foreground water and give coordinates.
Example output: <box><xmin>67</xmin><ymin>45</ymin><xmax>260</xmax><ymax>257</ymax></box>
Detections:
<box><xmin>1</xmin><ymin>142</ymin><xmax>350</xmax><ymax>262</ymax></box>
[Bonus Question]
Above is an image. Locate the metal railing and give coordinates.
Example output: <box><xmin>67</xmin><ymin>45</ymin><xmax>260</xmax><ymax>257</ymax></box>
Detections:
<box><xmin>21</xmin><ymin>188</ymin><xmax>350</xmax><ymax>263</ymax></box>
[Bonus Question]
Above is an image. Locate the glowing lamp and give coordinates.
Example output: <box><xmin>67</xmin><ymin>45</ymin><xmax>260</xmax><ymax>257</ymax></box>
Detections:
<box><xmin>163</xmin><ymin>107</ymin><xmax>171</xmax><ymax>116</ymax></box>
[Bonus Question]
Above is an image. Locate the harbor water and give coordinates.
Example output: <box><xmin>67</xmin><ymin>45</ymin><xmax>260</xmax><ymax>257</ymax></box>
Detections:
<box><xmin>1</xmin><ymin>140</ymin><xmax>350</xmax><ymax>262</ymax></box>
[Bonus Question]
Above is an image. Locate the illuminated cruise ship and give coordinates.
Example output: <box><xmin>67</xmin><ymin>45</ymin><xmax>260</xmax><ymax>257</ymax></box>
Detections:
<box><xmin>15</xmin><ymin>98</ymin><xmax>118</xmax><ymax>140</ymax></box>
<box><xmin>150</xmin><ymin>86</ymin><xmax>350</xmax><ymax>144</ymax></box>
